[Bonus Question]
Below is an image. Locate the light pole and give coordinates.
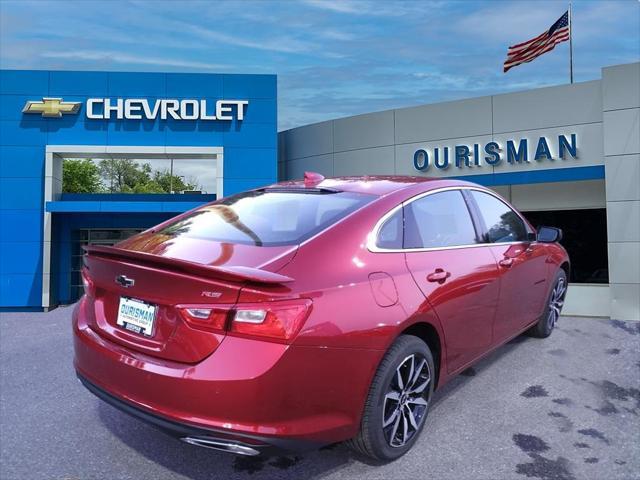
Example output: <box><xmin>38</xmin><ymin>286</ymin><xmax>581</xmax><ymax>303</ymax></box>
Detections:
<box><xmin>169</xmin><ymin>158</ymin><xmax>174</xmax><ymax>193</ymax></box>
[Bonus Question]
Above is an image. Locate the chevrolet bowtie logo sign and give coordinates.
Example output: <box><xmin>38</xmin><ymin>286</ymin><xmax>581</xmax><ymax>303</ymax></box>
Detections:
<box><xmin>22</xmin><ymin>98</ymin><xmax>81</xmax><ymax>118</ymax></box>
<box><xmin>20</xmin><ymin>97</ymin><xmax>249</xmax><ymax>121</ymax></box>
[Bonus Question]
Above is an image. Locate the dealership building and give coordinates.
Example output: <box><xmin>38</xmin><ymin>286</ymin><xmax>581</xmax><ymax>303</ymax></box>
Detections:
<box><xmin>279</xmin><ymin>62</ymin><xmax>639</xmax><ymax>321</ymax></box>
<box><xmin>0</xmin><ymin>70</ymin><xmax>277</xmax><ymax>309</ymax></box>
<box><xmin>1</xmin><ymin>62</ymin><xmax>638</xmax><ymax>321</ymax></box>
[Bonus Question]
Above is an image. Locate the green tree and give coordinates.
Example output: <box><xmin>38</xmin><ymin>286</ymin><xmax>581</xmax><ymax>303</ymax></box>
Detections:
<box><xmin>62</xmin><ymin>159</ymin><xmax>103</xmax><ymax>193</ymax></box>
<box><xmin>99</xmin><ymin>159</ymin><xmax>153</xmax><ymax>193</ymax></box>
<box><xmin>153</xmin><ymin>169</ymin><xmax>198</xmax><ymax>193</ymax></box>
<box><xmin>97</xmin><ymin>159</ymin><xmax>199</xmax><ymax>193</ymax></box>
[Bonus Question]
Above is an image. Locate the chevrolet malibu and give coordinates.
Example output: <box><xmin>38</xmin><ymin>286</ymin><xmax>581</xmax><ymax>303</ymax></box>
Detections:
<box><xmin>73</xmin><ymin>174</ymin><xmax>569</xmax><ymax>461</ymax></box>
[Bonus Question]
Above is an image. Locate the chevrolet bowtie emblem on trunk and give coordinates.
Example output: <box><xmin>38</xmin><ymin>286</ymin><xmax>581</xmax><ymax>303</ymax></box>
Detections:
<box><xmin>22</xmin><ymin>97</ymin><xmax>81</xmax><ymax>118</ymax></box>
<box><xmin>115</xmin><ymin>275</ymin><xmax>135</xmax><ymax>288</ymax></box>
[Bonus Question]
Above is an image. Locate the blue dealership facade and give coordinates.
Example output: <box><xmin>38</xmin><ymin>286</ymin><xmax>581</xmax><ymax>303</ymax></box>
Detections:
<box><xmin>0</xmin><ymin>70</ymin><xmax>277</xmax><ymax>310</ymax></box>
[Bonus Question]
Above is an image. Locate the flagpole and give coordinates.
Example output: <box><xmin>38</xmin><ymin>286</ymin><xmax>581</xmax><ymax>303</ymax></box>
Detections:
<box><xmin>569</xmin><ymin>2</ymin><xmax>574</xmax><ymax>83</ymax></box>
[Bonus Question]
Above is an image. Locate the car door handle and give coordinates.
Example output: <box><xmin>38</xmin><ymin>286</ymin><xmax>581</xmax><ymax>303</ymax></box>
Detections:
<box><xmin>427</xmin><ymin>269</ymin><xmax>451</xmax><ymax>283</ymax></box>
<box><xmin>499</xmin><ymin>257</ymin><xmax>514</xmax><ymax>268</ymax></box>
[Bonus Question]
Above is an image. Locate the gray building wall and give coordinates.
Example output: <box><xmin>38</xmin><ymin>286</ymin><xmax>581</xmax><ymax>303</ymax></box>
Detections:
<box><xmin>279</xmin><ymin>79</ymin><xmax>604</xmax><ymax>180</ymax></box>
<box><xmin>602</xmin><ymin>63</ymin><xmax>640</xmax><ymax>321</ymax></box>
<box><xmin>279</xmin><ymin>62</ymin><xmax>640</xmax><ymax>321</ymax></box>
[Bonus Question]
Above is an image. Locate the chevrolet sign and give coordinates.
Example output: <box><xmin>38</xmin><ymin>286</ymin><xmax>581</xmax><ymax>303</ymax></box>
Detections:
<box><xmin>22</xmin><ymin>98</ymin><xmax>82</xmax><ymax>118</ymax></box>
<box><xmin>22</xmin><ymin>97</ymin><xmax>249</xmax><ymax>121</ymax></box>
<box><xmin>86</xmin><ymin>98</ymin><xmax>248</xmax><ymax>121</ymax></box>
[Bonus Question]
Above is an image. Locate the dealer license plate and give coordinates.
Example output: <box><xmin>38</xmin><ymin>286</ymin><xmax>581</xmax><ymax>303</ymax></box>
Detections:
<box><xmin>116</xmin><ymin>297</ymin><xmax>157</xmax><ymax>337</ymax></box>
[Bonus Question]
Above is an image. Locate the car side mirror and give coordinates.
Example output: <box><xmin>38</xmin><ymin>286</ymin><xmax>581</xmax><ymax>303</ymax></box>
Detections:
<box><xmin>537</xmin><ymin>226</ymin><xmax>563</xmax><ymax>243</ymax></box>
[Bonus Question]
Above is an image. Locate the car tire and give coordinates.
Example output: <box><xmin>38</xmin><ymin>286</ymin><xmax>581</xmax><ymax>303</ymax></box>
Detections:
<box><xmin>528</xmin><ymin>269</ymin><xmax>568</xmax><ymax>338</ymax></box>
<box><xmin>347</xmin><ymin>335</ymin><xmax>435</xmax><ymax>461</ymax></box>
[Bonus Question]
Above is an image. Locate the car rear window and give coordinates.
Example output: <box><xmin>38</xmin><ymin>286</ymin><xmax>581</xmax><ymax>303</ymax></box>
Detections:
<box><xmin>156</xmin><ymin>189</ymin><xmax>375</xmax><ymax>246</ymax></box>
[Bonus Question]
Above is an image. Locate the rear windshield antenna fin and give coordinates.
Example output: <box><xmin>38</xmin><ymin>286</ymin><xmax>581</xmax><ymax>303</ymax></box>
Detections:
<box><xmin>304</xmin><ymin>171</ymin><xmax>325</xmax><ymax>187</ymax></box>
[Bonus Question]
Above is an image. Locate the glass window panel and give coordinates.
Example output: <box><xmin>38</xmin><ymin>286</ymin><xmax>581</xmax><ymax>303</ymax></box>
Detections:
<box><xmin>61</xmin><ymin>157</ymin><xmax>217</xmax><ymax>194</ymax></box>
<box><xmin>471</xmin><ymin>191</ymin><xmax>528</xmax><ymax>243</ymax></box>
<box><xmin>376</xmin><ymin>209</ymin><xmax>403</xmax><ymax>249</ymax></box>
<box><xmin>171</xmin><ymin>159</ymin><xmax>216</xmax><ymax>193</ymax></box>
<box><xmin>404</xmin><ymin>190</ymin><xmax>478</xmax><ymax>249</ymax></box>
<box><xmin>157</xmin><ymin>190</ymin><xmax>374</xmax><ymax>246</ymax></box>
<box><xmin>523</xmin><ymin>209</ymin><xmax>608</xmax><ymax>284</ymax></box>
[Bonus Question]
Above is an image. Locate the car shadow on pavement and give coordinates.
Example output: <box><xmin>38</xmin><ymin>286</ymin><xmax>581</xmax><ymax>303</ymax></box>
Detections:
<box><xmin>429</xmin><ymin>333</ymin><xmax>532</xmax><ymax>414</ymax></box>
<box><xmin>97</xmin><ymin>400</ymin><xmax>355</xmax><ymax>479</ymax></box>
<box><xmin>96</xmin><ymin>333</ymin><xmax>536</xmax><ymax>478</ymax></box>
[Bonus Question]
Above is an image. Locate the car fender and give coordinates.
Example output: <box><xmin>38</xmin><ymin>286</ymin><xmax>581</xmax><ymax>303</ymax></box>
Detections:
<box><xmin>383</xmin><ymin>291</ymin><xmax>450</xmax><ymax>390</ymax></box>
<box><xmin>531</xmin><ymin>243</ymin><xmax>570</xmax><ymax>319</ymax></box>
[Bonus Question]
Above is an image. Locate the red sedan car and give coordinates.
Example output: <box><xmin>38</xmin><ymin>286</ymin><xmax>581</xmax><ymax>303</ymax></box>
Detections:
<box><xmin>73</xmin><ymin>174</ymin><xmax>569</xmax><ymax>461</ymax></box>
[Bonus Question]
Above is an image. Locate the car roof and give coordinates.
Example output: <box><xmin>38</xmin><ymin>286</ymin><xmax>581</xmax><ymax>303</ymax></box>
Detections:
<box><xmin>271</xmin><ymin>175</ymin><xmax>482</xmax><ymax>197</ymax></box>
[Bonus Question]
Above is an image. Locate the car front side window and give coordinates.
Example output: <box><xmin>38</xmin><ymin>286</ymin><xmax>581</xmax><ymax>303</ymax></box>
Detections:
<box><xmin>470</xmin><ymin>190</ymin><xmax>529</xmax><ymax>243</ymax></box>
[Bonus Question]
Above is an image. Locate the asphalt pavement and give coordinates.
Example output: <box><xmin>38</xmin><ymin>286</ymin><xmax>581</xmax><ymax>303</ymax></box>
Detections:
<box><xmin>1</xmin><ymin>306</ymin><xmax>638</xmax><ymax>480</ymax></box>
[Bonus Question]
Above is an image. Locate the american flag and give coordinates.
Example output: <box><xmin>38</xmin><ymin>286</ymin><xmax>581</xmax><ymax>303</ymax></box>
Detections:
<box><xmin>504</xmin><ymin>11</ymin><xmax>570</xmax><ymax>73</ymax></box>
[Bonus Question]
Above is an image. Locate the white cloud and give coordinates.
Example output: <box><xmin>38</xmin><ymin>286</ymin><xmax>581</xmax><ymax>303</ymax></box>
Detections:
<box><xmin>456</xmin><ymin>3</ymin><xmax>563</xmax><ymax>44</ymax></box>
<box><xmin>302</xmin><ymin>0</ymin><xmax>438</xmax><ymax>16</ymax></box>
<box><xmin>41</xmin><ymin>50</ymin><xmax>225</xmax><ymax>70</ymax></box>
<box><xmin>456</xmin><ymin>0</ymin><xmax>639</xmax><ymax>47</ymax></box>
<box><xmin>171</xmin><ymin>21</ymin><xmax>317</xmax><ymax>54</ymax></box>
<box><xmin>319</xmin><ymin>28</ymin><xmax>356</xmax><ymax>41</ymax></box>
<box><xmin>303</xmin><ymin>0</ymin><xmax>364</xmax><ymax>14</ymax></box>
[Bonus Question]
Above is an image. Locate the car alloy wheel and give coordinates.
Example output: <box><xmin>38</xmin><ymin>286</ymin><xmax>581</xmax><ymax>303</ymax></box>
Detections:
<box><xmin>547</xmin><ymin>276</ymin><xmax>566</xmax><ymax>330</ymax></box>
<box><xmin>382</xmin><ymin>353</ymin><xmax>431</xmax><ymax>448</ymax></box>
<box><xmin>347</xmin><ymin>335</ymin><xmax>435</xmax><ymax>461</ymax></box>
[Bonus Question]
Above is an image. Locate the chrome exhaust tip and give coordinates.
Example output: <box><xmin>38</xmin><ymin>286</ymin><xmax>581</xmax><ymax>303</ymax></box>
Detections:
<box><xmin>181</xmin><ymin>436</ymin><xmax>261</xmax><ymax>456</ymax></box>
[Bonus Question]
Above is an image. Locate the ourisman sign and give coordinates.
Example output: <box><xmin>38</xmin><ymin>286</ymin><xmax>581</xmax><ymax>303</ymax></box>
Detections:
<box><xmin>413</xmin><ymin>134</ymin><xmax>578</xmax><ymax>170</ymax></box>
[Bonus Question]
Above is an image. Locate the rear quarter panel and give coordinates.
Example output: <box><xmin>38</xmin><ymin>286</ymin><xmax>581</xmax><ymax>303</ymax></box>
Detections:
<box><xmin>269</xmin><ymin>193</ymin><xmax>450</xmax><ymax>384</ymax></box>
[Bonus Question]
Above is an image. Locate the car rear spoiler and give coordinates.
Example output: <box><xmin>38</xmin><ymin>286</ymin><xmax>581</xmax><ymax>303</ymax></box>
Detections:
<box><xmin>83</xmin><ymin>245</ymin><xmax>295</xmax><ymax>285</ymax></box>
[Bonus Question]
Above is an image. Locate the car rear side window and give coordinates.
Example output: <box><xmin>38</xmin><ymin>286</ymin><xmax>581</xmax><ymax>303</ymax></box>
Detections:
<box><xmin>404</xmin><ymin>190</ymin><xmax>478</xmax><ymax>249</ymax></box>
<box><xmin>156</xmin><ymin>189</ymin><xmax>374</xmax><ymax>246</ymax></box>
<box><xmin>470</xmin><ymin>190</ymin><xmax>528</xmax><ymax>243</ymax></box>
<box><xmin>376</xmin><ymin>209</ymin><xmax>403</xmax><ymax>249</ymax></box>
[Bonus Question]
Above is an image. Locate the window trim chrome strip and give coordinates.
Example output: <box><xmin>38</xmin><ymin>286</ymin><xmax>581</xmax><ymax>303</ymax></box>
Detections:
<box><xmin>367</xmin><ymin>186</ymin><xmax>535</xmax><ymax>254</ymax></box>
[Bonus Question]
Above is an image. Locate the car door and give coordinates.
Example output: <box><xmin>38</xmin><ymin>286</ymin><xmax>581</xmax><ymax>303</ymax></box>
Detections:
<box><xmin>466</xmin><ymin>190</ymin><xmax>549</xmax><ymax>343</ymax></box>
<box><xmin>403</xmin><ymin>189</ymin><xmax>501</xmax><ymax>374</ymax></box>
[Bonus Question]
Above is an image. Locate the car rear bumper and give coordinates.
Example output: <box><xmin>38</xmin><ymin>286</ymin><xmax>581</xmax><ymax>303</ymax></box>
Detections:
<box><xmin>73</xmin><ymin>298</ymin><xmax>382</xmax><ymax>450</ymax></box>
<box><xmin>76</xmin><ymin>373</ymin><xmax>316</xmax><ymax>455</ymax></box>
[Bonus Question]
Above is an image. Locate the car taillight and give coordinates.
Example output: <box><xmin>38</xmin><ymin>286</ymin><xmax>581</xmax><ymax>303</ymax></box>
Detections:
<box><xmin>178</xmin><ymin>305</ymin><xmax>232</xmax><ymax>333</ymax></box>
<box><xmin>178</xmin><ymin>299</ymin><xmax>313</xmax><ymax>342</ymax></box>
<box><xmin>230</xmin><ymin>299</ymin><xmax>313</xmax><ymax>342</ymax></box>
<box><xmin>81</xmin><ymin>269</ymin><xmax>95</xmax><ymax>297</ymax></box>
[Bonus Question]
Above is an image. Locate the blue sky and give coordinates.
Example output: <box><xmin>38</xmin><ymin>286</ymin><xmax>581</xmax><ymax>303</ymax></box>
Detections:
<box><xmin>1</xmin><ymin>0</ymin><xmax>638</xmax><ymax>130</ymax></box>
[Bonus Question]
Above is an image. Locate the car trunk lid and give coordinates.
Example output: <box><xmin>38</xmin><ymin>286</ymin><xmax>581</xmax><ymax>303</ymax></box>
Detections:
<box><xmin>81</xmin><ymin>241</ymin><xmax>296</xmax><ymax>364</ymax></box>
